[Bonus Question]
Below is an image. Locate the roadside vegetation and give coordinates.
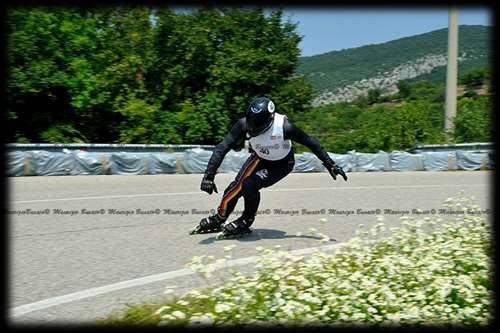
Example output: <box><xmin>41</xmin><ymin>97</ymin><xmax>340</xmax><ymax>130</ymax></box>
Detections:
<box><xmin>100</xmin><ymin>195</ymin><xmax>492</xmax><ymax>327</ymax></box>
<box><xmin>290</xmin><ymin>71</ymin><xmax>492</xmax><ymax>154</ymax></box>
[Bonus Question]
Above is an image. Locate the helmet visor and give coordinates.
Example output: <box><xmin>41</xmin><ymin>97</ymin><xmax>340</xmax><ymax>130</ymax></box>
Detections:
<box><xmin>247</xmin><ymin>117</ymin><xmax>273</xmax><ymax>137</ymax></box>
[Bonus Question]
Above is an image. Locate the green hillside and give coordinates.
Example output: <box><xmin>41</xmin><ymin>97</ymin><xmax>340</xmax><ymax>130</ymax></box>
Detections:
<box><xmin>296</xmin><ymin>25</ymin><xmax>491</xmax><ymax>94</ymax></box>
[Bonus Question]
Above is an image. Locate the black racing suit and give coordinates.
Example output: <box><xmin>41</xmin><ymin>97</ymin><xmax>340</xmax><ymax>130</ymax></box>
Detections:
<box><xmin>204</xmin><ymin>117</ymin><xmax>337</xmax><ymax>221</ymax></box>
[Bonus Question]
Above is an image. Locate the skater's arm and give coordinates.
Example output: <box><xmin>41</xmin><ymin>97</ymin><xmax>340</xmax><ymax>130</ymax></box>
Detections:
<box><xmin>283</xmin><ymin>118</ymin><xmax>334</xmax><ymax>165</ymax></box>
<box><xmin>204</xmin><ymin>118</ymin><xmax>246</xmax><ymax>179</ymax></box>
<box><xmin>284</xmin><ymin>118</ymin><xmax>347</xmax><ymax>181</ymax></box>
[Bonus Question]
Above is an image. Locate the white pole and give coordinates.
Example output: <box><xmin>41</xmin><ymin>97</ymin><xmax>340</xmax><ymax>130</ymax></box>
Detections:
<box><xmin>445</xmin><ymin>7</ymin><xmax>459</xmax><ymax>136</ymax></box>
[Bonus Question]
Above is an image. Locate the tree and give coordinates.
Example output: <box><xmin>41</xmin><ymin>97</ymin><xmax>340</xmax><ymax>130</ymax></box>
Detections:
<box><xmin>396</xmin><ymin>80</ymin><xmax>411</xmax><ymax>99</ymax></box>
<box><xmin>453</xmin><ymin>96</ymin><xmax>492</xmax><ymax>143</ymax></box>
<box><xmin>6</xmin><ymin>6</ymin><xmax>314</xmax><ymax>144</ymax></box>
<box><xmin>460</xmin><ymin>66</ymin><xmax>490</xmax><ymax>90</ymax></box>
<box><xmin>6</xmin><ymin>7</ymin><xmax>116</xmax><ymax>142</ymax></box>
<box><xmin>7</xmin><ymin>7</ymin><xmax>85</xmax><ymax>142</ymax></box>
<box><xmin>148</xmin><ymin>7</ymin><xmax>310</xmax><ymax>145</ymax></box>
<box><xmin>366</xmin><ymin>88</ymin><xmax>382</xmax><ymax>105</ymax></box>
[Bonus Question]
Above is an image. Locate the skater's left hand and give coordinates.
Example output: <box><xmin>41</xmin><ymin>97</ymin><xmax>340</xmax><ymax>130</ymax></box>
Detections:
<box><xmin>201</xmin><ymin>175</ymin><xmax>218</xmax><ymax>194</ymax></box>
<box><xmin>324</xmin><ymin>162</ymin><xmax>348</xmax><ymax>181</ymax></box>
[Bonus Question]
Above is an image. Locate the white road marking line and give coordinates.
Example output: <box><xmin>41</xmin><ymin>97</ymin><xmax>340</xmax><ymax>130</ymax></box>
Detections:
<box><xmin>11</xmin><ymin>184</ymin><xmax>487</xmax><ymax>204</ymax></box>
<box><xmin>11</xmin><ymin>191</ymin><xmax>202</xmax><ymax>204</ymax></box>
<box><xmin>11</xmin><ymin>243</ymin><xmax>341</xmax><ymax>317</ymax></box>
<box><xmin>267</xmin><ymin>184</ymin><xmax>487</xmax><ymax>192</ymax></box>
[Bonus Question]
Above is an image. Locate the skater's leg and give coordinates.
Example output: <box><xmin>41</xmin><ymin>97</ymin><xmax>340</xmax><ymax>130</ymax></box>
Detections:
<box><xmin>216</xmin><ymin>153</ymin><xmax>260</xmax><ymax>218</ymax></box>
<box><xmin>216</xmin><ymin>180</ymin><xmax>239</xmax><ymax>218</ymax></box>
<box><xmin>192</xmin><ymin>154</ymin><xmax>261</xmax><ymax>235</ymax></box>
<box><xmin>239</xmin><ymin>156</ymin><xmax>295</xmax><ymax>221</ymax></box>
<box><xmin>216</xmin><ymin>154</ymin><xmax>295</xmax><ymax>239</ymax></box>
<box><xmin>240</xmin><ymin>176</ymin><xmax>261</xmax><ymax>221</ymax></box>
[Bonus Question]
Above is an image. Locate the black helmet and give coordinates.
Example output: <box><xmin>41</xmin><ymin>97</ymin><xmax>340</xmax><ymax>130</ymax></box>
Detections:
<box><xmin>246</xmin><ymin>97</ymin><xmax>275</xmax><ymax>137</ymax></box>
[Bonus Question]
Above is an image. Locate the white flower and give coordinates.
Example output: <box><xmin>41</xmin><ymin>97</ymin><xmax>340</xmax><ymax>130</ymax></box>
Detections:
<box><xmin>188</xmin><ymin>313</ymin><xmax>214</xmax><ymax>325</ymax></box>
<box><xmin>214</xmin><ymin>303</ymin><xmax>232</xmax><ymax>313</ymax></box>
<box><xmin>160</xmin><ymin>314</ymin><xmax>176</xmax><ymax>321</ymax></box>
<box><xmin>297</xmin><ymin>293</ymin><xmax>322</xmax><ymax>304</ymax></box>
<box><xmin>185</xmin><ymin>289</ymin><xmax>201</xmax><ymax>297</ymax></box>
<box><xmin>352</xmin><ymin>312</ymin><xmax>366</xmax><ymax>320</ymax></box>
<box><xmin>154</xmin><ymin>305</ymin><xmax>170</xmax><ymax>316</ymax></box>
<box><xmin>171</xmin><ymin>310</ymin><xmax>186</xmax><ymax>319</ymax></box>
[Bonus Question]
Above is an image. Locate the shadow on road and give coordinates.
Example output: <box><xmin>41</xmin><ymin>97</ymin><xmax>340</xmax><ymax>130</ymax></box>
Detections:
<box><xmin>198</xmin><ymin>228</ymin><xmax>338</xmax><ymax>244</ymax></box>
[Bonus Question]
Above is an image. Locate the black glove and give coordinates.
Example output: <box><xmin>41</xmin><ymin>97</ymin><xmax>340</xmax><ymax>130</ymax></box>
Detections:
<box><xmin>200</xmin><ymin>175</ymin><xmax>218</xmax><ymax>194</ymax></box>
<box><xmin>324</xmin><ymin>161</ymin><xmax>348</xmax><ymax>181</ymax></box>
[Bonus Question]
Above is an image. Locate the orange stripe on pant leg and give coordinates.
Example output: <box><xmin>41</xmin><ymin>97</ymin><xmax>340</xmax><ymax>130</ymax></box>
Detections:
<box><xmin>220</xmin><ymin>155</ymin><xmax>258</xmax><ymax>201</ymax></box>
<box><xmin>219</xmin><ymin>156</ymin><xmax>259</xmax><ymax>207</ymax></box>
<box><xmin>219</xmin><ymin>159</ymin><xmax>260</xmax><ymax>215</ymax></box>
<box><xmin>219</xmin><ymin>158</ymin><xmax>260</xmax><ymax>212</ymax></box>
<box><xmin>221</xmin><ymin>159</ymin><xmax>260</xmax><ymax>212</ymax></box>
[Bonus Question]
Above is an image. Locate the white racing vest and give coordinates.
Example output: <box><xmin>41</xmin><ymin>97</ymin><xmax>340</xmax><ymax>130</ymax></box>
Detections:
<box><xmin>248</xmin><ymin>113</ymin><xmax>292</xmax><ymax>161</ymax></box>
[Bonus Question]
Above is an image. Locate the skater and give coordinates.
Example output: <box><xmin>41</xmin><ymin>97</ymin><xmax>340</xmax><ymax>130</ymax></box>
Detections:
<box><xmin>190</xmin><ymin>97</ymin><xmax>347</xmax><ymax>239</ymax></box>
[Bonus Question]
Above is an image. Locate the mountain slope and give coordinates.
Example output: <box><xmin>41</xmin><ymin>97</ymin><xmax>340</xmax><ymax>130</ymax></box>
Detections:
<box><xmin>296</xmin><ymin>25</ymin><xmax>491</xmax><ymax>106</ymax></box>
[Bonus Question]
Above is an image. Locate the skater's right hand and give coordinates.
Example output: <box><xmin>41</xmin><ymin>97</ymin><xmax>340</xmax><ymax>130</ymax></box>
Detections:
<box><xmin>201</xmin><ymin>175</ymin><xmax>218</xmax><ymax>194</ymax></box>
<box><xmin>324</xmin><ymin>161</ymin><xmax>348</xmax><ymax>181</ymax></box>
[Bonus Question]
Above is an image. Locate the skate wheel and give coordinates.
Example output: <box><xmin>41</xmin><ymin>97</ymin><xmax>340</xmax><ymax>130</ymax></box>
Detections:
<box><xmin>215</xmin><ymin>228</ymin><xmax>252</xmax><ymax>240</ymax></box>
<box><xmin>189</xmin><ymin>225</ymin><xmax>201</xmax><ymax>235</ymax></box>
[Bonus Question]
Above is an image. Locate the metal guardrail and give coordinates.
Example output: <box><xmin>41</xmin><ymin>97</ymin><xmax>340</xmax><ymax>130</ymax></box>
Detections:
<box><xmin>5</xmin><ymin>143</ymin><xmax>216</xmax><ymax>152</ymax></box>
<box><xmin>412</xmin><ymin>142</ymin><xmax>493</xmax><ymax>153</ymax></box>
<box><xmin>7</xmin><ymin>142</ymin><xmax>492</xmax><ymax>154</ymax></box>
<box><xmin>6</xmin><ymin>147</ymin><xmax>494</xmax><ymax>176</ymax></box>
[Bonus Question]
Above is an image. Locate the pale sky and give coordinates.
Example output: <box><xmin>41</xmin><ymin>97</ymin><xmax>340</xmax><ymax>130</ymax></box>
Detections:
<box><xmin>169</xmin><ymin>6</ymin><xmax>492</xmax><ymax>57</ymax></box>
<box><xmin>281</xmin><ymin>7</ymin><xmax>492</xmax><ymax>56</ymax></box>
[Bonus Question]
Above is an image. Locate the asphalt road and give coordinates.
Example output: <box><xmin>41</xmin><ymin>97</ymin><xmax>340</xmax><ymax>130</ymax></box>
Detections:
<box><xmin>8</xmin><ymin>171</ymin><xmax>491</xmax><ymax>324</ymax></box>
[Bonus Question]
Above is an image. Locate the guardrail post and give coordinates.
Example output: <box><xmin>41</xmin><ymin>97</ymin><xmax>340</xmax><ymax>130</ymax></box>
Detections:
<box><xmin>23</xmin><ymin>153</ymin><xmax>32</xmax><ymax>176</ymax></box>
<box><xmin>175</xmin><ymin>154</ymin><xmax>183</xmax><ymax>174</ymax></box>
<box><xmin>447</xmin><ymin>152</ymin><xmax>457</xmax><ymax>170</ymax></box>
<box><xmin>100</xmin><ymin>154</ymin><xmax>109</xmax><ymax>175</ymax></box>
